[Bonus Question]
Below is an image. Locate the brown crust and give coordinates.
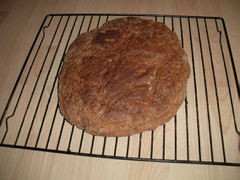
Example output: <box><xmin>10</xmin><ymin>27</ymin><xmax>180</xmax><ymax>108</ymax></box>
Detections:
<box><xmin>58</xmin><ymin>17</ymin><xmax>190</xmax><ymax>137</ymax></box>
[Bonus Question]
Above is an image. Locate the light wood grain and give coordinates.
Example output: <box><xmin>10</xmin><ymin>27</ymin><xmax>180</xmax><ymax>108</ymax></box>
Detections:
<box><xmin>0</xmin><ymin>148</ymin><xmax>240</xmax><ymax>180</ymax></box>
<box><xmin>0</xmin><ymin>0</ymin><xmax>240</xmax><ymax>179</ymax></box>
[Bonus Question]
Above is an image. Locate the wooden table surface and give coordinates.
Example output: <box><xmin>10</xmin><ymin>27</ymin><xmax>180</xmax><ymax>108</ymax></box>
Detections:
<box><xmin>0</xmin><ymin>0</ymin><xmax>239</xmax><ymax>179</ymax></box>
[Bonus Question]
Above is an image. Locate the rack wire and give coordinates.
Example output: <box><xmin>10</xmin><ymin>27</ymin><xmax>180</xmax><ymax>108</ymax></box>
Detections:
<box><xmin>0</xmin><ymin>14</ymin><xmax>239</xmax><ymax>166</ymax></box>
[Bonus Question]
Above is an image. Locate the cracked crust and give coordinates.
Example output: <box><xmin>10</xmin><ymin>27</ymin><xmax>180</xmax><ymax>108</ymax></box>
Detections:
<box><xmin>58</xmin><ymin>17</ymin><xmax>190</xmax><ymax>137</ymax></box>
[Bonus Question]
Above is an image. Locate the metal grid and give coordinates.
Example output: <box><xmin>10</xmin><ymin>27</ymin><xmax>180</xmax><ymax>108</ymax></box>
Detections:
<box><xmin>0</xmin><ymin>14</ymin><xmax>239</xmax><ymax>166</ymax></box>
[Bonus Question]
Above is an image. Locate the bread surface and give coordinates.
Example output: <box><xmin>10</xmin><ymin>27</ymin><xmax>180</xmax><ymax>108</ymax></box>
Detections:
<box><xmin>58</xmin><ymin>17</ymin><xmax>190</xmax><ymax>136</ymax></box>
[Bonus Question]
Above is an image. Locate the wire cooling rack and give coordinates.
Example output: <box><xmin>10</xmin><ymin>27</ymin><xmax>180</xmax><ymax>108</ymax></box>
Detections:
<box><xmin>0</xmin><ymin>14</ymin><xmax>239</xmax><ymax>166</ymax></box>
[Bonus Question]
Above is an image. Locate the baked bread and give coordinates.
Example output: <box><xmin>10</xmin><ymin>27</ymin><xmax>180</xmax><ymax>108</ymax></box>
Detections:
<box><xmin>58</xmin><ymin>17</ymin><xmax>190</xmax><ymax>137</ymax></box>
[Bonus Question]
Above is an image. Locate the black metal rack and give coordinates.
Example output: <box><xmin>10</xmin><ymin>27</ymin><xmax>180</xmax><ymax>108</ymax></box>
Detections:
<box><xmin>0</xmin><ymin>14</ymin><xmax>239</xmax><ymax>166</ymax></box>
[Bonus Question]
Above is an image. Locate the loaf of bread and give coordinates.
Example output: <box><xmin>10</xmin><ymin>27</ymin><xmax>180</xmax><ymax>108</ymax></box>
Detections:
<box><xmin>58</xmin><ymin>17</ymin><xmax>190</xmax><ymax>137</ymax></box>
